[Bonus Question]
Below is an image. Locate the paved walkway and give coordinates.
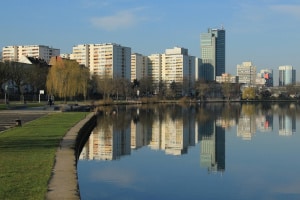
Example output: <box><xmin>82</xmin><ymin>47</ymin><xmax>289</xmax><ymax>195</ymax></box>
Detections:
<box><xmin>0</xmin><ymin>109</ymin><xmax>55</xmax><ymax>132</ymax></box>
<box><xmin>46</xmin><ymin>112</ymin><xmax>95</xmax><ymax>200</ymax></box>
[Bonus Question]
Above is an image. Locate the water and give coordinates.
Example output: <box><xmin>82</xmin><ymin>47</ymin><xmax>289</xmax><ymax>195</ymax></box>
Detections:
<box><xmin>77</xmin><ymin>103</ymin><xmax>300</xmax><ymax>200</ymax></box>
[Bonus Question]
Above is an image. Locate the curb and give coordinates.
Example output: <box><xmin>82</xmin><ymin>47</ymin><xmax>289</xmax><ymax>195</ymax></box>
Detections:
<box><xmin>46</xmin><ymin>112</ymin><xmax>96</xmax><ymax>200</ymax></box>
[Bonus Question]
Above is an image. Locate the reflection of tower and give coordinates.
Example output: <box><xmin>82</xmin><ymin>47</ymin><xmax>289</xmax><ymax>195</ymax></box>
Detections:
<box><xmin>79</xmin><ymin>123</ymin><xmax>131</xmax><ymax>161</ymax></box>
<box><xmin>256</xmin><ymin>114</ymin><xmax>273</xmax><ymax>132</ymax></box>
<box><xmin>163</xmin><ymin>115</ymin><xmax>188</xmax><ymax>155</ymax></box>
<box><xmin>149</xmin><ymin>119</ymin><xmax>162</xmax><ymax>150</ymax></box>
<box><xmin>237</xmin><ymin>115</ymin><xmax>256</xmax><ymax>140</ymax></box>
<box><xmin>279</xmin><ymin>115</ymin><xmax>296</xmax><ymax>136</ymax></box>
<box><xmin>131</xmin><ymin>120</ymin><xmax>145</xmax><ymax>150</ymax></box>
<box><xmin>199</xmin><ymin>120</ymin><xmax>225</xmax><ymax>173</ymax></box>
<box><xmin>149</xmin><ymin>106</ymin><xmax>196</xmax><ymax>155</ymax></box>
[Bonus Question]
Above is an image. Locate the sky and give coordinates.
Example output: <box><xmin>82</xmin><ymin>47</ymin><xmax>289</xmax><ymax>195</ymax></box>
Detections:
<box><xmin>1</xmin><ymin>0</ymin><xmax>300</xmax><ymax>84</ymax></box>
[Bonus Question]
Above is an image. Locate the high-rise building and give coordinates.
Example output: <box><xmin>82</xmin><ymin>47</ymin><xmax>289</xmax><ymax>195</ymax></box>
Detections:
<box><xmin>70</xmin><ymin>43</ymin><xmax>131</xmax><ymax>79</ymax></box>
<box><xmin>256</xmin><ymin>69</ymin><xmax>273</xmax><ymax>87</ymax></box>
<box><xmin>148</xmin><ymin>53</ymin><xmax>162</xmax><ymax>91</ymax></box>
<box><xmin>200</xmin><ymin>28</ymin><xmax>225</xmax><ymax>81</ymax></box>
<box><xmin>147</xmin><ymin>47</ymin><xmax>198</xmax><ymax>95</ymax></box>
<box><xmin>237</xmin><ymin>62</ymin><xmax>256</xmax><ymax>85</ymax></box>
<box><xmin>279</xmin><ymin>65</ymin><xmax>296</xmax><ymax>86</ymax></box>
<box><xmin>216</xmin><ymin>73</ymin><xmax>239</xmax><ymax>83</ymax></box>
<box><xmin>162</xmin><ymin>47</ymin><xmax>195</xmax><ymax>96</ymax></box>
<box><xmin>131</xmin><ymin>53</ymin><xmax>148</xmax><ymax>82</ymax></box>
<box><xmin>2</xmin><ymin>45</ymin><xmax>60</xmax><ymax>64</ymax></box>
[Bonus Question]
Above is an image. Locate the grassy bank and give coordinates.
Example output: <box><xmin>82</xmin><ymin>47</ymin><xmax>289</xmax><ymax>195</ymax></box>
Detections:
<box><xmin>0</xmin><ymin>112</ymin><xmax>87</xmax><ymax>200</ymax></box>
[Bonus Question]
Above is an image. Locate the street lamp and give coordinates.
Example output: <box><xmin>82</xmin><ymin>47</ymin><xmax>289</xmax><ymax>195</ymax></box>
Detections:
<box><xmin>4</xmin><ymin>84</ymin><xmax>8</xmax><ymax>104</ymax></box>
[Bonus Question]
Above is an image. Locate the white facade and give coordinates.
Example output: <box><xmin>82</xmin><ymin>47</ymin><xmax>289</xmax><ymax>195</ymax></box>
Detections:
<box><xmin>2</xmin><ymin>45</ymin><xmax>60</xmax><ymax>63</ymax></box>
<box><xmin>162</xmin><ymin>47</ymin><xmax>189</xmax><ymax>84</ymax></box>
<box><xmin>237</xmin><ymin>62</ymin><xmax>256</xmax><ymax>85</ymax></box>
<box><xmin>148</xmin><ymin>53</ymin><xmax>162</xmax><ymax>88</ymax></box>
<box><xmin>147</xmin><ymin>47</ymin><xmax>197</xmax><ymax>95</ymax></box>
<box><xmin>216</xmin><ymin>73</ymin><xmax>238</xmax><ymax>83</ymax></box>
<box><xmin>70</xmin><ymin>44</ymin><xmax>89</xmax><ymax>67</ymax></box>
<box><xmin>162</xmin><ymin>47</ymin><xmax>196</xmax><ymax>95</ymax></box>
<box><xmin>70</xmin><ymin>43</ymin><xmax>131</xmax><ymax>79</ymax></box>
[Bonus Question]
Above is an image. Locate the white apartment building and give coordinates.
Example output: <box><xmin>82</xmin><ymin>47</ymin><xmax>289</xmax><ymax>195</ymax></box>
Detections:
<box><xmin>162</xmin><ymin>47</ymin><xmax>189</xmax><ymax>84</ymax></box>
<box><xmin>146</xmin><ymin>47</ymin><xmax>197</xmax><ymax>95</ymax></box>
<box><xmin>216</xmin><ymin>73</ymin><xmax>239</xmax><ymax>83</ymax></box>
<box><xmin>131</xmin><ymin>53</ymin><xmax>148</xmax><ymax>82</ymax></box>
<box><xmin>237</xmin><ymin>62</ymin><xmax>256</xmax><ymax>85</ymax></box>
<box><xmin>2</xmin><ymin>45</ymin><xmax>60</xmax><ymax>64</ymax></box>
<box><xmin>148</xmin><ymin>53</ymin><xmax>162</xmax><ymax>89</ymax></box>
<box><xmin>70</xmin><ymin>44</ymin><xmax>89</xmax><ymax>67</ymax></box>
<box><xmin>70</xmin><ymin>43</ymin><xmax>131</xmax><ymax>79</ymax></box>
<box><xmin>162</xmin><ymin>47</ymin><xmax>196</xmax><ymax>95</ymax></box>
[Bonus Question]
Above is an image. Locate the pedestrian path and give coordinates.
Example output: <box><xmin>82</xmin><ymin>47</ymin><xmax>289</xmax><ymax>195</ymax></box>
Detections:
<box><xmin>0</xmin><ymin>110</ymin><xmax>50</xmax><ymax>132</ymax></box>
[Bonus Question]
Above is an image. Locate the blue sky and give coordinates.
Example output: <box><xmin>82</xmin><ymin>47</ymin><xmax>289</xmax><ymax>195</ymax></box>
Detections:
<box><xmin>1</xmin><ymin>0</ymin><xmax>300</xmax><ymax>83</ymax></box>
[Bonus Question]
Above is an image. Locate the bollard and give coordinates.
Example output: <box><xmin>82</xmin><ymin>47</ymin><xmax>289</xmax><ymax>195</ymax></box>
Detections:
<box><xmin>15</xmin><ymin>119</ymin><xmax>22</xmax><ymax>126</ymax></box>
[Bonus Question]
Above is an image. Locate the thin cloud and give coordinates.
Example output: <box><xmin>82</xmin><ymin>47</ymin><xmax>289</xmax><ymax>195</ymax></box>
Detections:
<box><xmin>90</xmin><ymin>167</ymin><xmax>140</xmax><ymax>189</ymax></box>
<box><xmin>270</xmin><ymin>5</ymin><xmax>300</xmax><ymax>19</ymax></box>
<box><xmin>90</xmin><ymin>8</ymin><xmax>147</xmax><ymax>31</ymax></box>
<box><xmin>81</xmin><ymin>0</ymin><xmax>110</xmax><ymax>8</ymax></box>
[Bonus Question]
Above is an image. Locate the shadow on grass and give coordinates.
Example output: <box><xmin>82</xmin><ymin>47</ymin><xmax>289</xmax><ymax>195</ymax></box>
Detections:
<box><xmin>0</xmin><ymin>137</ymin><xmax>62</xmax><ymax>151</ymax></box>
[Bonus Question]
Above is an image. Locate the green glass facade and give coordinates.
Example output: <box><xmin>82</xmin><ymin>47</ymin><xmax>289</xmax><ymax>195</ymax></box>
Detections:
<box><xmin>200</xmin><ymin>28</ymin><xmax>225</xmax><ymax>81</ymax></box>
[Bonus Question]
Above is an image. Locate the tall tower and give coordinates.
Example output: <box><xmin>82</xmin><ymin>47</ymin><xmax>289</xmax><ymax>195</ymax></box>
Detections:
<box><xmin>200</xmin><ymin>28</ymin><xmax>225</xmax><ymax>81</ymax></box>
<box><xmin>279</xmin><ymin>65</ymin><xmax>296</xmax><ymax>86</ymax></box>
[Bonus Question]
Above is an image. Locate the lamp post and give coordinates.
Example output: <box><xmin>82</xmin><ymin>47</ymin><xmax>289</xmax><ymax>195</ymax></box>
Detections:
<box><xmin>4</xmin><ymin>84</ymin><xmax>8</xmax><ymax>104</ymax></box>
<box><xmin>39</xmin><ymin>90</ymin><xmax>44</xmax><ymax>103</ymax></box>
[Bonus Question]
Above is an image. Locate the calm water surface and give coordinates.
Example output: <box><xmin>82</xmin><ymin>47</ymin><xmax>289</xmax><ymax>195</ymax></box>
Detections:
<box><xmin>78</xmin><ymin>103</ymin><xmax>300</xmax><ymax>200</ymax></box>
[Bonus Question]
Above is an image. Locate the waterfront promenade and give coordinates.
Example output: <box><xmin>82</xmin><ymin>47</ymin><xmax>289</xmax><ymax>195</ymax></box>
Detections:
<box><xmin>46</xmin><ymin>112</ymin><xmax>94</xmax><ymax>200</ymax></box>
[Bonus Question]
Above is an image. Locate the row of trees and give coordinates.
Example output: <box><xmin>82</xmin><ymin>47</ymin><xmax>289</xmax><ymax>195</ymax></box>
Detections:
<box><xmin>2</xmin><ymin>58</ymin><xmax>300</xmax><ymax>102</ymax></box>
<box><xmin>0</xmin><ymin>61</ymin><xmax>48</xmax><ymax>101</ymax></box>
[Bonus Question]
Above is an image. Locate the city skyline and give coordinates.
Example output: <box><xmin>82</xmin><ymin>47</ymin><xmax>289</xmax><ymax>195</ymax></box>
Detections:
<box><xmin>1</xmin><ymin>0</ymin><xmax>300</xmax><ymax>82</ymax></box>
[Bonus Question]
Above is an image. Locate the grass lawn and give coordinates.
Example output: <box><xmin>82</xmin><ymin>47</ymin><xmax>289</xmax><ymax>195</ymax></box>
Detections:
<box><xmin>0</xmin><ymin>112</ymin><xmax>87</xmax><ymax>200</ymax></box>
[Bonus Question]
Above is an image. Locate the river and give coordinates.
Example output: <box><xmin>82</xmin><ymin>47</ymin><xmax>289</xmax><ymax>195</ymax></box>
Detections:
<box><xmin>77</xmin><ymin>102</ymin><xmax>300</xmax><ymax>200</ymax></box>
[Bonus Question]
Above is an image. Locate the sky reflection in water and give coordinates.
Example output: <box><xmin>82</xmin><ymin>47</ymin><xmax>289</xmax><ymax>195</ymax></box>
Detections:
<box><xmin>78</xmin><ymin>103</ymin><xmax>300</xmax><ymax>200</ymax></box>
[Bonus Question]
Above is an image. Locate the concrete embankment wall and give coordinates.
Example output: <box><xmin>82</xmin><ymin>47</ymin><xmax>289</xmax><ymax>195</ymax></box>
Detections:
<box><xmin>46</xmin><ymin>112</ymin><xmax>97</xmax><ymax>200</ymax></box>
<box><xmin>75</xmin><ymin>113</ymin><xmax>97</xmax><ymax>161</ymax></box>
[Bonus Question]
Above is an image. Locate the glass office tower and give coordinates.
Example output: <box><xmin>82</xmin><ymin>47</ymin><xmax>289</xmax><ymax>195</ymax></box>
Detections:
<box><xmin>200</xmin><ymin>28</ymin><xmax>225</xmax><ymax>81</ymax></box>
<box><xmin>279</xmin><ymin>65</ymin><xmax>296</xmax><ymax>86</ymax></box>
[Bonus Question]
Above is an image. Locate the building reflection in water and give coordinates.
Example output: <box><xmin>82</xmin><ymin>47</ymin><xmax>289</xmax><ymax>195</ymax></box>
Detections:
<box><xmin>79</xmin><ymin>103</ymin><xmax>298</xmax><ymax>173</ymax></box>
<box><xmin>199</xmin><ymin>120</ymin><xmax>225</xmax><ymax>173</ymax></box>
<box><xmin>279</xmin><ymin>114</ymin><xmax>296</xmax><ymax>136</ymax></box>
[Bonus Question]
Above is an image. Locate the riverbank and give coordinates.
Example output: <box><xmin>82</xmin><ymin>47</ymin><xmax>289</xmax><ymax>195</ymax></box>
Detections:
<box><xmin>0</xmin><ymin>111</ymin><xmax>88</xmax><ymax>200</ymax></box>
<box><xmin>46</xmin><ymin>112</ymin><xmax>96</xmax><ymax>200</ymax></box>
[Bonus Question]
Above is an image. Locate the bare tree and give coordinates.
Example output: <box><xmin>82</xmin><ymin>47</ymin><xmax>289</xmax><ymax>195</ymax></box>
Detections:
<box><xmin>195</xmin><ymin>80</ymin><xmax>209</xmax><ymax>100</ymax></box>
<box><xmin>7</xmin><ymin>62</ymin><xmax>30</xmax><ymax>101</ymax></box>
<box><xmin>221</xmin><ymin>81</ymin><xmax>232</xmax><ymax>101</ymax></box>
<box><xmin>95</xmin><ymin>75</ymin><xmax>114</xmax><ymax>100</ymax></box>
<box><xmin>0</xmin><ymin>62</ymin><xmax>10</xmax><ymax>93</ymax></box>
<box><xmin>139</xmin><ymin>77</ymin><xmax>153</xmax><ymax>96</ymax></box>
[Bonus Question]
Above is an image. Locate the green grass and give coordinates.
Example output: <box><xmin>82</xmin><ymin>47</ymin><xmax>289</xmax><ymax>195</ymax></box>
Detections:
<box><xmin>0</xmin><ymin>112</ymin><xmax>87</xmax><ymax>200</ymax></box>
